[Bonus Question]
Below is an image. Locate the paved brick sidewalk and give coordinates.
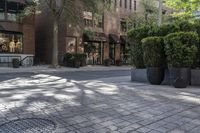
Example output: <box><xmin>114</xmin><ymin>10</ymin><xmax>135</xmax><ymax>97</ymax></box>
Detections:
<box><xmin>0</xmin><ymin>74</ymin><xmax>199</xmax><ymax>133</ymax></box>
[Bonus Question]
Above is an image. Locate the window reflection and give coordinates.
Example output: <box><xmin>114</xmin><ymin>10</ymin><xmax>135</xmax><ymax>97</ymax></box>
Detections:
<box><xmin>0</xmin><ymin>33</ymin><xmax>23</xmax><ymax>53</ymax></box>
<box><xmin>0</xmin><ymin>13</ymin><xmax>5</xmax><ymax>20</ymax></box>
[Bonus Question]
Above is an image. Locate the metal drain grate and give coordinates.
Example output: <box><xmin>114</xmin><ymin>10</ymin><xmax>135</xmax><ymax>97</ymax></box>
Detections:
<box><xmin>0</xmin><ymin>118</ymin><xmax>56</xmax><ymax>133</ymax></box>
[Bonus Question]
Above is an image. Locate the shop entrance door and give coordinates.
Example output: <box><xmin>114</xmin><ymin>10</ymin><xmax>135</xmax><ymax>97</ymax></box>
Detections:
<box><xmin>109</xmin><ymin>43</ymin><xmax>115</xmax><ymax>65</ymax></box>
<box><xmin>84</xmin><ymin>42</ymin><xmax>104</xmax><ymax>65</ymax></box>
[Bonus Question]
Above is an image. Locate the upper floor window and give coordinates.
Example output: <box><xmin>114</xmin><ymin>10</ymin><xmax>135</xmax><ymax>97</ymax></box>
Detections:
<box><xmin>0</xmin><ymin>0</ymin><xmax>25</xmax><ymax>22</ymax></box>
<box><xmin>129</xmin><ymin>0</ymin><xmax>132</xmax><ymax>10</ymax></box>
<box><xmin>134</xmin><ymin>0</ymin><xmax>136</xmax><ymax>11</ymax></box>
<box><xmin>120</xmin><ymin>0</ymin><xmax>122</xmax><ymax>7</ymax></box>
<box><xmin>83</xmin><ymin>11</ymin><xmax>103</xmax><ymax>29</ymax></box>
<box><xmin>83</xmin><ymin>11</ymin><xmax>93</xmax><ymax>27</ymax></box>
<box><xmin>125</xmin><ymin>0</ymin><xmax>127</xmax><ymax>8</ymax></box>
<box><xmin>120</xmin><ymin>19</ymin><xmax>127</xmax><ymax>32</ymax></box>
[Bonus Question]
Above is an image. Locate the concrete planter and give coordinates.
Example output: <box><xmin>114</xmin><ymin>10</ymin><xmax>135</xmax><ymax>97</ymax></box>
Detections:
<box><xmin>131</xmin><ymin>68</ymin><xmax>148</xmax><ymax>83</ymax></box>
<box><xmin>191</xmin><ymin>69</ymin><xmax>200</xmax><ymax>86</ymax></box>
<box><xmin>131</xmin><ymin>68</ymin><xmax>171</xmax><ymax>85</ymax></box>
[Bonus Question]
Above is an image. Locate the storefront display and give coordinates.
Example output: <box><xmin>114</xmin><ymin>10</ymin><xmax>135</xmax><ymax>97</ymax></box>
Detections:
<box><xmin>0</xmin><ymin>33</ymin><xmax>23</xmax><ymax>53</ymax></box>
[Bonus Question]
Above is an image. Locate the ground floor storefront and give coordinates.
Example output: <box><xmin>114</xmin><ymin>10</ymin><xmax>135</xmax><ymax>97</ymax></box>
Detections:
<box><xmin>82</xmin><ymin>33</ymin><xmax>130</xmax><ymax>65</ymax></box>
<box><xmin>0</xmin><ymin>22</ymin><xmax>35</xmax><ymax>67</ymax></box>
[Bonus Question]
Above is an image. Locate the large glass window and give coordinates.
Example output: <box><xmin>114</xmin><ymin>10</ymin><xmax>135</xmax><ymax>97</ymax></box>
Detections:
<box><xmin>0</xmin><ymin>0</ymin><xmax>24</xmax><ymax>22</ymax></box>
<box><xmin>0</xmin><ymin>13</ymin><xmax>5</xmax><ymax>20</ymax></box>
<box><xmin>0</xmin><ymin>0</ymin><xmax>5</xmax><ymax>20</ymax></box>
<box><xmin>120</xmin><ymin>19</ymin><xmax>127</xmax><ymax>32</ymax></box>
<box><xmin>0</xmin><ymin>32</ymin><xmax>23</xmax><ymax>53</ymax></box>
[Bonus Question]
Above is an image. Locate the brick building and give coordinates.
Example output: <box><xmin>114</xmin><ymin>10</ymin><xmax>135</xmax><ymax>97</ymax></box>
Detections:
<box><xmin>0</xmin><ymin>0</ymin><xmax>35</xmax><ymax>67</ymax></box>
<box><xmin>35</xmin><ymin>0</ymin><xmax>169</xmax><ymax>65</ymax></box>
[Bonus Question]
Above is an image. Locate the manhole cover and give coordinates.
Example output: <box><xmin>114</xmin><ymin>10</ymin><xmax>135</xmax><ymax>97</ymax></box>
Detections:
<box><xmin>0</xmin><ymin>118</ymin><xmax>56</xmax><ymax>133</ymax></box>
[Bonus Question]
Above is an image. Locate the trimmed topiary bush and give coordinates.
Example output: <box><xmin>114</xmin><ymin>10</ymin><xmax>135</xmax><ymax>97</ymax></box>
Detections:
<box><xmin>142</xmin><ymin>37</ymin><xmax>165</xmax><ymax>85</ymax></box>
<box><xmin>142</xmin><ymin>37</ymin><xmax>165</xmax><ymax>67</ymax></box>
<box><xmin>128</xmin><ymin>25</ymin><xmax>154</xmax><ymax>68</ymax></box>
<box><xmin>164</xmin><ymin>32</ymin><xmax>199</xmax><ymax>68</ymax></box>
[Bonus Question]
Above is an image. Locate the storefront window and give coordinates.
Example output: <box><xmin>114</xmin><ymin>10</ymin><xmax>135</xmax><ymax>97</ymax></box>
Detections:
<box><xmin>0</xmin><ymin>33</ymin><xmax>23</xmax><ymax>53</ymax></box>
<box><xmin>0</xmin><ymin>13</ymin><xmax>5</xmax><ymax>20</ymax></box>
<box><xmin>7</xmin><ymin>13</ymin><xmax>17</xmax><ymax>21</ymax></box>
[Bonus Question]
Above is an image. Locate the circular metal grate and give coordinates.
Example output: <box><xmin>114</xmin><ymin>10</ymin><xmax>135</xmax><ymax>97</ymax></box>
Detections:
<box><xmin>0</xmin><ymin>118</ymin><xmax>56</xmax><ymax>133</ymax></box>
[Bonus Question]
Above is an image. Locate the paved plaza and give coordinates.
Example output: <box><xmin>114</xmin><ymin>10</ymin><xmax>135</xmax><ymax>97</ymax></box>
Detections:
<box><xmin>0</xmin><ymin>70</ymin><xmax>200</xmax><ymax>133</ymax></box>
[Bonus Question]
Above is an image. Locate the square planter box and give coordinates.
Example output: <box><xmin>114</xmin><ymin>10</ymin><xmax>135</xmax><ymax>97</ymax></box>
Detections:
<box><xmin>131</xmin><ymin>68</ymin><xmax>148</xmax><ymax>83</ymax></box>
<box><xmin>131</xmin><ymin>68</ymin><xmax>170</xmax><ymax>85</ymax></box>
<box><xmin>191</xmin><ymin>69</ymin><xmax>200</xmax><ymax>86</ymax></box>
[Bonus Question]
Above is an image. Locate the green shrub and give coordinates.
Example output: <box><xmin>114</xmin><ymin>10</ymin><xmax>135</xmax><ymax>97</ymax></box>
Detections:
<box><xmin>104</xmin><ymin>59</ymin><xmax>111</xmax><ymax>66</ymax></box>
<box><xmin>156</xmin><ymin>23</ymin><xmax>180</xmax><ymax>36</ymax></box>
<box><xmin>142</xmin><ymin>37</ymin><xmax>165</xmax><ymax>67</ymax></box>
<box><xmin>128</xmin><ymin>25</ymin><xmax>153</xmax><ymax>68</ymax></box>
<box><xmin>164</xmin><ymin>32</ymin><xmax>199</xmax><ymax>68</ymax></box>
<box><xmin>194</xmin><ymin>20</ymin><xmax>200</xmax><ymax>36</ymax></box>
<box><xmin>63</xmin><ymin>53</ymin><xmax>86</xmax><ymax>67</ymax></box>
<box><xmin>176</xmin><ymin>21</ymin><xmax>196</xmax><ymax>32</ymax></box>
<box><xmin>12</xmin><ymin>58</ymin><xmax>20</xmax><ymax>68</ymax></box>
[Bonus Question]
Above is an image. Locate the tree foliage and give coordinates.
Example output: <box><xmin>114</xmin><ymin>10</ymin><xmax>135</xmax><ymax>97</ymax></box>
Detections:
<box><xmin>165</xmin><ymin>0</ymin><xmax>200</xmax><ymax>18</ymax></box>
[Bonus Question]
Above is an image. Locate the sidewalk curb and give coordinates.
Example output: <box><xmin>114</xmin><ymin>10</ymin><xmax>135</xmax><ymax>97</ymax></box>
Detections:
<box><xmin>0</xmin><ymin>66</ymin><xmax>132</xmax><ymax>74</ymax></box>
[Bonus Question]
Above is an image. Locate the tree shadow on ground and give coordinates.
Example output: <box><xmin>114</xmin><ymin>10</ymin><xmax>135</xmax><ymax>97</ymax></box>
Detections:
<box><xmin>0</xmin><ymin>73</ymin><xmax>199</xmax><ymax>132</ymax></box>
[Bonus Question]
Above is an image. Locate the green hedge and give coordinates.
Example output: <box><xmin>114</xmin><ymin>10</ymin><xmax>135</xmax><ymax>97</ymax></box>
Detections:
<box><xmin>164</xmin><ymin>32</ymin><xmax>199</xmax><ymax>68</ymax></box>
<box><xmin>63</xmin><ymin>53</ymin><xmax>87</xmax><ymax>67</ymax></box>
<box><xmin>142</xmin><ymin>37</ymin><xmax>165</xmax><ymax>67</ymax></box>
<box><xmin>128</xmin><ymin>25</ymin><xmax>155</xmax><ymax>68</ymax></box>
<box><xmin>156</xmin><ymin>23</ymin><xmax>180</xmax><ymax>36</ymax></box>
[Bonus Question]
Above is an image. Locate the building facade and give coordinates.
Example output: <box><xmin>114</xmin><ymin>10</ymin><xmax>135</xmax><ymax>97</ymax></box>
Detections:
<box><xmin>35</xmin><ymin>0</ymin><xmax>168</xmax><ymax>65</ymax></box>
<box><xmin>0</xmin><ymin>0</ymin><xmax>35</xmax><ymax>67</ymax></box>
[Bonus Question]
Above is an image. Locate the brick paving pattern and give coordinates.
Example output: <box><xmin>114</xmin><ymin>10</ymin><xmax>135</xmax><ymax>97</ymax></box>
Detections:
<box><xmin>0</xmin><ymin>74</ymin><xmax>199</xmax><ymax>133</ymax></box>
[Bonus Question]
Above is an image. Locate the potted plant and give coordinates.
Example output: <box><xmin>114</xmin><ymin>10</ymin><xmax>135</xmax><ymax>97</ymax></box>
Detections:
<box><xmin>12</xmin><ymin>58</ymin><xmax>20</xmax><ymax>68</ymax></box>
<box><xmin>104</xmin><ymin>59</ymin><xmax>111</xmax><ymax>66</ymax></box>
<box><xmin>142</xmin><ymin>37</ymin><xmax>165</xmax><ymax>85</ymax></box>
<box><xmin>116</xmin><ymin>59</ymin><xmax>122</xmax><ymax>66</ymax></box>
<box><xmin>164</xmin><ymin>32</ymin><xmax>199</xmax><ymax>88</ymax></box>
<box><xmin>128</xmin><ymin>25</ymin><xmax>154</xmax><ymax>82</ymax></box>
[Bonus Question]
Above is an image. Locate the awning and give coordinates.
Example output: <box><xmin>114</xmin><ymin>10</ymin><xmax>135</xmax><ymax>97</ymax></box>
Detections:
<box><xmin>109</xmin><ymin>34</ymin><xmax>120</xmax><ymax>44</ymax></box>
<box><xmin>83</xmin><ymin>33</ymin><xmax>107</xmax><ymax>42</ymax></box>
<box><xmin>120</xmin><ymin>36</ymin><xmax>127</xmax><ymax>45</ymax></box>
<box><xmin>7</xmin><ymin>0</ymin><xmax>26</xmax><ymax>4</ymax></box>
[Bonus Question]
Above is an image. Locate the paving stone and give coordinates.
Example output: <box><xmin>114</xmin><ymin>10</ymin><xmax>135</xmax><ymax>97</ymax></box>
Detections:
<box><xmin>0</xmin><ymin>73</ymin><xmax>200</xmax><ymax>132</ymax></box>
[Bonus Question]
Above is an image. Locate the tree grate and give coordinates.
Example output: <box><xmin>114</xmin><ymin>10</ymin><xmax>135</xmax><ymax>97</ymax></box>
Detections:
<box><xmin>0</xmin><ymin>118</ymin><xmax>56</xmax><ymax>133</ymax></box>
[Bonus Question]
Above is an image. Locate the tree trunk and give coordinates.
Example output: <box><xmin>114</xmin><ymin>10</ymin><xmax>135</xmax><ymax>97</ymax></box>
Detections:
<box><xmin>52</xmin><ymin>18</ymin><xmax>59</xmax><ymax>67</ymax></box>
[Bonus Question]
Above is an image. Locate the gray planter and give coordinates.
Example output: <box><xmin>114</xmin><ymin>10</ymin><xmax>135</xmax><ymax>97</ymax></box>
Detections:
<box><xmin>131</xmin><ymin>68</ymin><xmax>171</xmax><ymax>85</ymax></box>
<box><xmin>131</xmin><ymin>68</ymin><xmax>148</xmax><ymax>83</ymax></box>
<box><xmin>191</xmin><ymin>69</ymin><xmax>200</xmax><ymax>86</ymax></box>
<box><xmin>162</xmin><ymin>69</ymin><xmax>170</xmax><ymax>85</ymax></box>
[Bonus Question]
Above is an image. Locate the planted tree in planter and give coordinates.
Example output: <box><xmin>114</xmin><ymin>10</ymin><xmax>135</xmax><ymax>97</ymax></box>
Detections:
<box><xmin>128</xmin><ymin>25</ymin><xmax>154</xmax><ymax>68</ymax></box>
<box><xmin>164</xmin><ymin>32</ymin><xmax>199</xmax><ymax>88</ymax></box>
<box><xmin>142</xmin><ymin>37</ymin><xmax>165</xmax><ymax>85</ymax></box>
<box><xmin>128</xmin><ymin>25</ymin><xmax>155</xmax><ymax>82</ymax></box>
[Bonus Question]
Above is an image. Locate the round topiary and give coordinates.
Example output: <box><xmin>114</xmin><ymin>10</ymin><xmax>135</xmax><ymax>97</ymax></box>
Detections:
<box><xmin>142</xmin><ymin>37</ymin><xmax>165</xmax><ymax>67</ymax></box>
<box><xmin>164</xmin><ymin>32</ymin><xmax>199</xmax><ymax>68</ymax></box>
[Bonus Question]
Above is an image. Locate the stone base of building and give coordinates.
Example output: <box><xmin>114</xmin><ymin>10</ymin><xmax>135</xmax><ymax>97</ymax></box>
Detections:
<box><xmin>0</xmin><ymin>54</ymin><xmax>34</xmax><ymax>67</ymax></box>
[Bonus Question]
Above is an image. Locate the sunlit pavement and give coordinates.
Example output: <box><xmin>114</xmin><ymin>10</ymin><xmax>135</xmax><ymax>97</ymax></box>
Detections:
<box><xmin>0</xmin><ymin>71</ymin><xmax>200</xmax><ymax>133</ymax></box>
